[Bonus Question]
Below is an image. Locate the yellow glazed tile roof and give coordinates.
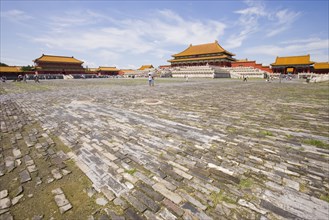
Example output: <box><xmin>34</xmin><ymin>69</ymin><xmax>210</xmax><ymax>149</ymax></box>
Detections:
<box><xmin>87</xmin><ymin>68</ymin><xmax>98</xmax><ymax>72</ymax></box>
<box><xmin>168</xmin><ymin>55</ymin><xmax>234</xmax><ymax>63</ymax></box>
<box><xmin>271</xmin><ymin>55</ymin><xmax>314</xmax><ymax>66</ymax></box>
<box><xmin>173</xmin><ymin>41</ymin><xmax>235</xmax><ymax>57</ymax></box>
<box><xmin>314</xmin><ymin>62</ymin><xmax>329</xmax><ymax>69</ymax></box>
<box><xmin>0</xmin><ymin>66</ymin><xmax>21</xmax><ymax>72</ymax></box>
<box><xmin>120</xmin><ymin>69</ymin><xmax>135</xmax><ymax>73</ymax></box>
<box><xmin>98</xmin><ymin>67</ymin><xmax>120</xmax><ymax>71</ymax></box>
<box><xmin>34</xmin><ymin>54</ymin><xmax>83</xmax><ymax>64</ymax></box>
<box><xmin>138</xmin><ymin>65</ymin><xmax>154</xmax><ymax>70</ymax></box>
<box><xmin>235</xmin><ymin>59</ymin><xmax>252</xmax><ymax>62</ymax></box>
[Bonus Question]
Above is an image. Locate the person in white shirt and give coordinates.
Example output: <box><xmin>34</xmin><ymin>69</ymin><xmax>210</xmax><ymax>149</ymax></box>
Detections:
<box><xmin>148</xmin><ymin>73</ymin><xmax>154</xmax><ymax>86</ymax></box>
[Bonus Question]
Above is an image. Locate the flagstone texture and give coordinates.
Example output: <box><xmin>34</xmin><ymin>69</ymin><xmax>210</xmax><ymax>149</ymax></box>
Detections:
<box><xmin>0</xmin><ymin>78</ymin><xmax>328</xmax><ymax>219</ymax></box>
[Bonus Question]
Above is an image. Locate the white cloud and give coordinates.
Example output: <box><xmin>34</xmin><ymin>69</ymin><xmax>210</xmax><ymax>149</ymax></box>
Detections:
<box><xmin>244</xmin><ymin>38</ymin><xmax>329</xmax><ymax>55</ymax></box>
<box><xmin>3</xmin><ymin>2</ymin><xmax>322</xmax><ymax>68</ymax></box>
<box><xmin>276</xmin><ymin>9</ymin><xmax>300</xmax><ymax>24</ymax></box>
<box><xmin>48</xmin><ymin>9</ymin><xmax>110</xmax><ymax>33</ymax></box>
<box><xmin>280</xmin><ymin>37</ymin><xmax>324</xmax><ymax>45</ymax></box>
<box><xmin>266</xmin><ymin>9</ymin><xmax>301</xmax><ymax>37</ymax></box>
<box><xmin>31</xmin><ymin>9</ymin><xmax>226</xmax><ymax>67</ymax></box>
<box><xmin>0</xmin><ymin>56</ymin><xmax>32</xmax><ymax>66</ymax></box>
<box><xmin>226</xmin><ymin>1</ymin><xmax>302</xmax><ymax>49</ymax></box>
<box><xmin>1</xmin><ymin>9</ymin><xmax>33</xmax><ymax>22</ymax></box>
<box><xmin>242</xmin><ymin>37</ymin><xmax>329</xmax><ymax>64</ymax></box>
<box><xmin>235</xmin><ymin>6</ymin><xmax>266</xmax><ymax>16</ymax></box>
<box><xmin>226</xmin><ymin>1</ymin><xmax>267</xmax><ymax>49</ymax></box>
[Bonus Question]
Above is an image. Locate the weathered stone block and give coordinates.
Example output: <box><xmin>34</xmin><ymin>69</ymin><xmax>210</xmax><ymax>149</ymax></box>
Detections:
<box><xmin>132</xmin><ymin>190</ymin><xmax>160</xmax><ymax>212</ymax></box>
<box><xmin>124</xmin><ymin>207</ymin><xmax>144</xmax><ymax>220</ymax></box>
<box><xmin>162</xmin><ymin>198</ymin><xmax>184</xmax><ymax>217</ymax></box>
<box><xmin>122</xmin><ymin>193</ymin><xmax>147</xmax><ymax>213</ymax></box>
<box><xmin>152</xmin><ymin>183</ymin><xmax>182</xmax><ymax>204</ymax></box>
<box><xmin>0</xmin><ymin>190</ymin><xmax>8</xmax><ymax>199</ymax></box>
<box><xmin>0</xmin><ymin>198</ymin><xmax>11</xmax><ymax>209</ymax></box>
<box><xmin>59</xmin><ymin>203</ymin><xmax>72</xmax><ymax>214</ymax></box>
<box><xmin>19</xmin><ymin>170</ymin><xmax>31</xmax><ymax>183</ymax></box>
<box><xmin>54</xmin><ymin>194</ymin><xmax>70</xmax><ymax>207</ymax></box>
<box><xmin>136</xmin><ymin>182</ymin><xmax>164</xmax><ymax>202</ymax></box>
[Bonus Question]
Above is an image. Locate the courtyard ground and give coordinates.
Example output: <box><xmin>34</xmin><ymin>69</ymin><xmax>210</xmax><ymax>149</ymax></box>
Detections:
<box><xmin>0</xmin><ymin>78</ymin><xmax>328</xmax><ymax>220</ymax></box>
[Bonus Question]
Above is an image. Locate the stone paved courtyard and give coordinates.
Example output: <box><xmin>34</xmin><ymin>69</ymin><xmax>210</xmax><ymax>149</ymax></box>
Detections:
<box><xmin>0</xmin><ymin>78</ymin><xmax>328</xmax><ymax>220</ymax></box>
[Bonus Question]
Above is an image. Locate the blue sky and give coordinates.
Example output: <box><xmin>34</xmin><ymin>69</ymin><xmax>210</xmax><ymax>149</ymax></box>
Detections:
<box><xmin>1</xmin><ymin>0</ymin><xmax>328</xmax><ymax>69</ymax></box>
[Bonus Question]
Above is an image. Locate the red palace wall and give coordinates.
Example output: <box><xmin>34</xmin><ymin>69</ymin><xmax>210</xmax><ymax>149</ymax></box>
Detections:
<box><xmin>35</xmin><ymin>62</ymin><xmax>84</xmax><ymax>74</ymax></box>
<box><xmin>171</xmin><ymin>61</ymin><xmax>232</xmax><ymax>67</ymax></box>
<box><xmin>232</xmin><ymin>61</ymin><xmax>272</xmax><ymax>73</ymax></box>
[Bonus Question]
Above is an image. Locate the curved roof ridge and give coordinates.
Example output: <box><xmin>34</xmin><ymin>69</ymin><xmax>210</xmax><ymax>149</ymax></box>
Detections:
<box><xmin>271</xmin><ymin>54</ymin><xmax>314</xmax><ymax>66</ymax></box>
<box><xmin>41</xmin><ymin>54</ymin><xmax>75</xmax><ymax>58</ymax></box>
<box><xmin>173</xmin><ymin>40</ymin><xmax>235</xmax><ymax>57</ymax></box>
<box><xmin>99</xmin><ymin>66</ymin><xmax>117</xmax><ymax>68</ymax></box>
<box><xmin>276</xmin><ymin>54</ymin><xmax>310</xmax><ymax>59</ymax></box>
<box><xmin>33</xmin><ymin>54</ymin><xmax>84</xmax><ymax>64</ymax></box>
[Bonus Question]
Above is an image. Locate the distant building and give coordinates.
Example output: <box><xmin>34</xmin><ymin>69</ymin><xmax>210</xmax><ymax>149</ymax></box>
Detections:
<box><xmin>0</xmin><ymin>66</ymin><xmax>22</xmax><ymax>80</ymax></box>
<box><xmin>158</xmin><ymin>65</ymin><xmax>171</xmax><ymax>69</ymax></box>
<box><xmin>168</xmin><ymin>40</ymin><xmax>235</xmax><ymax>67</ymax></box>
<box><xmin>33</xmin><ymin>54</ymin><xmax>84</xmax><ymax>75</ymax></box>
<box><xmin>232</xmin><ymin>59</ymin><xmax>272</xmax><ymax>73</ymax></box>
<box><xmin>97</xmin><ymin>66</ymin><xmax>120</xmax><ymax>76</ymax></box>
<box><xmin>271</xmin><ymin>55</ymin><xmax>315</xmax><ymax>74</ymax></box>
<box><xmin>138</xmin><ymin>65</ymin><xmax>154</xmax><ymax>70</ymax></box>
<box><xmin>313</xmin><ymin>62</ymin><xmax>329</xmax><ymax>74</ymax></box>
<box><xmin>120</xmin><ymin>69</ymin><xmax>139</xmax><ymax>78</ymax></box>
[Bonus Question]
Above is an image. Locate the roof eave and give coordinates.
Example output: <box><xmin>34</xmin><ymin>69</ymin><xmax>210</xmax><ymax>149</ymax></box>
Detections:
<box><xmin>271</xmin><ymin>62</ymin><xmax>315</xmax><ymax>66</ymax></box>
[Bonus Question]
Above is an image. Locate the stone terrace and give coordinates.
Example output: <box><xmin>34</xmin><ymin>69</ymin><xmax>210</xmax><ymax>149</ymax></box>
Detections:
<box><xmin>1</xmin><ymin>78</ymin><xmax>329</xmax><ymax>219</ymax></box>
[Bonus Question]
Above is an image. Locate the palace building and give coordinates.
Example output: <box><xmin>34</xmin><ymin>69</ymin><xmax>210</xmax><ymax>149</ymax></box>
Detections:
<box><xmin>168</xmin><ymin>40</ymin><xmax>235</xmax><ymax>67</ymax></box>
<box><xmin>138</xmin><ymin>65</ymin><xmax>154</xmax><ymax>70</ymax></box>
<box><xmin>97</xmin><ymin>67</ymin><xmax>120</xmax><ymax>76</ymax></box>
<box><xmin>33</xmin><ymin>54</ymin><xmax>84</xmax><ymax>75</ymax></box>
<box><xmin>313</xmin><ymin>62</ymin><xmax>329</xmax><ymax>74</ymax></box>
<box><xmin>0</xmin><ymin>66</ymin><xmax>22</xmax><ymax>80</ymax></box>
<box><xmin>271</xmin><ymin>54</ymin><xmax>315</xmax><ymax>74</ymax></box>
<box><xmin>232</xmin><ymin>59</ymin><xmax>272</xmax><ymax>73</ymax></box>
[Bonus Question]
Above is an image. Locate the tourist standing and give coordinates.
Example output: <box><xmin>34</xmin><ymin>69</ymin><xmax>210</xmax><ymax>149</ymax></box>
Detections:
<box><xmin>148</xmin><ymin>73</ymin><xmax>154</xmax><ymax>86</ymax></box>
<box><xmin>34</xmin><ymin>74</ymin><xmax>40</xmax><ymax>83</ymax></box>
<box><xmin>1</xmin><ymin>76</ymin><xmax>6</xmax><ymax>83</ymax></box>
<box><xmin>23</xmin><ymin>74</ymin><xmax>27</xmax><ymax>83</ymax></box>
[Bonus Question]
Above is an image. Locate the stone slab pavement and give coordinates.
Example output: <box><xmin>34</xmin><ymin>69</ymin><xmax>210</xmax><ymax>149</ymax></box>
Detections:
<box><xmin>0</xmin><ymin>78</ymin><xmax>328</xmax><ymax>219</ymax></box>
